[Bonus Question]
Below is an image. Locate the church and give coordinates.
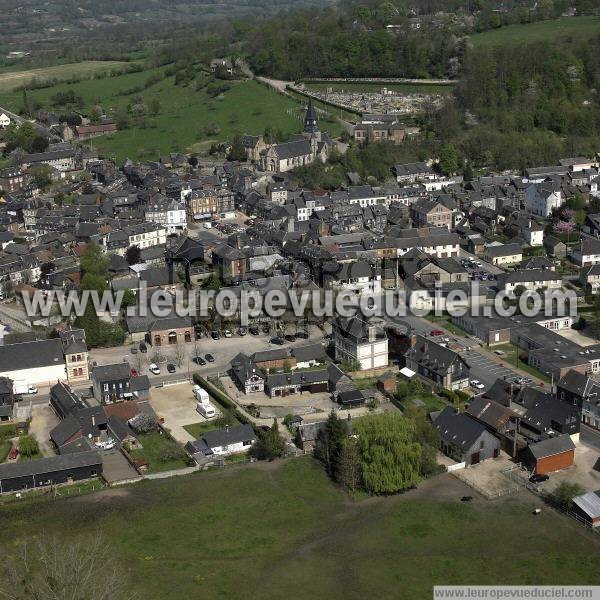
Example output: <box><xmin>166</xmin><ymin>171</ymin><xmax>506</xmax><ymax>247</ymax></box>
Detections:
<box><xmin>243</xmin><ymin>99</ymin><xmax>334</xmax><ymax>174</ymax></box>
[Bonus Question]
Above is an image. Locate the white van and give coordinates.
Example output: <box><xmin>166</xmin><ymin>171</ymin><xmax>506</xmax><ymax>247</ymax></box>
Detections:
<box><xmin>196</xmin><ymin>401</ymin><xmax>216</xmax><ymax>418</ymax></box>
<box><xmin>192</xmin><ymin>384</ymin><xmax>210</xmax><ymax>404</ymax></box>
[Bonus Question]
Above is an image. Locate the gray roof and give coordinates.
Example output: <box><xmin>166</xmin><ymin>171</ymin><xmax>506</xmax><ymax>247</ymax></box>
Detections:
<box><xmin>433</xmin><ymin>406</ymin><xmax>488</xmax><ymax>450</ymax></box>
<box><xmin>92</xmin><ymin>362</ymin><xmax>131</xmax><ymax>382</ymax></box>
<box><xmin>526</xmin><ymin>434</ymin><xmax>575</xmax><ymax>459</ymax></box>
<box><xmin>0</xmin><ymin>339</ymin><xmax>64</xmax><ymax>372</ymax></box>
<box><xmin>572</xmin><ymin>491</ymin><xmax>600</xmax><ymax>519</ymax></box>
<box><xmin>0</xmin><ymin>450</ymin><xmax>102</xmax><ymax>480</ymax></box>
<box><xmin>202</xmin><ymin>424</ymin><xmax>256</xmax><ymax>449</ymax></box>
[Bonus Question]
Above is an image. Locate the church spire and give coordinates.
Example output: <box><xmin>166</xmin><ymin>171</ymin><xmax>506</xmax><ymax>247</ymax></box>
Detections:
<box><xmin>304</xmin><ymin>97</ymin><xmax>319</xmax><ymax>134</ymax></box>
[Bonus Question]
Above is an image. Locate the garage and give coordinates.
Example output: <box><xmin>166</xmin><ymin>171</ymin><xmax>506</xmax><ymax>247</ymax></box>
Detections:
<box><xmin>522</xmin><ymin>434</ymin><xmax>576</xmax><ymax>476</ymax></box>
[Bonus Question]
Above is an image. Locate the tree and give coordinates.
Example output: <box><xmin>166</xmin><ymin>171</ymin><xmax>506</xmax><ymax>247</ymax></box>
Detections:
<box><xmin>125</xmin><ymin>244</ymin><xmax>142</xmax><ymax>265</ymax></box>
<box><xmin>30</xmin><ymin>165</ymin><xmax>53</xmax><ymax>190</ymax></box>
<box><xmin>172</xmin><ymin>341</ymin><xmax>185</xmax><ymax>368</ymax></box>
<box><xmin>80</xmin><ymin>242</ymin><xmax>109</xmax><ymax>292</ymax></box>
<box><xmin>149</xmin><ymin>98</ymin><xmax>162</xmax><ymax>116</ymax></box>
<box><xmin>0</xmin><ymin>535</ymin><xmax>131</xmax><ymax>600</ymax></box>
<box><xmin>354</xmin><ymin>413</ymin><xmax>422</xmax><ymax>494</ymax></box>
<box><xmin>314</xmin><ymin>410</ymin><xmax>347</xmax><ymax>478</ymax></box>
<box><xmin>283</xmin><ymin>360</ymin><xmax>292</xmax><ymax>373</ymax></box>
<box><xmin>121</xmin><ymin>289</ymin><xmax>136</xmax><ymax>310</ymax></box>
<box><xmin>130</xmin><ymin>414</ymin><xmax>157</xmax><ymax>434</ymax></box>
<box><xmin>228</xmin><ymin>135</ymin><xmax>247</xmax><ymax>162</ymax></box>
<box><xmin>551</xmin><ymin>481</ymin><xmax>585</xmax><ymax>510</ymax></box>
<box><xmin>439</xmin><ymin>143</ymin><xmax>460</xmax><ymax>176</ymax></box>
<box><xmin>18</xmin><ymin>435</ymin><xmax>39</xmax><ymax>458</ymax></box>
<box><xmin>252</xmin><ymin>419</ymin><xmax>285</xmax><ymax>460</ymax></box>
<box><xmin>337</xmin><ymin>437</ymin><xmax>362</xmax><ymax>492</ymax></box>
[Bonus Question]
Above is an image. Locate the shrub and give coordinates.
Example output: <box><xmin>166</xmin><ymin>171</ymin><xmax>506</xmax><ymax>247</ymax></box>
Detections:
<box><xmin>19</xmin><ymin>435</ymin><xmax>39</xmax><ymax>458</ymax></box>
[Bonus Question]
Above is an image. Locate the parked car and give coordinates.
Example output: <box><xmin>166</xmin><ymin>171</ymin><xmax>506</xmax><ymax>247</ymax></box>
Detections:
<box><xmin>270</xmin><ymin>336</ymin><xmax>285</xmax><ymax>345</ymax></box>
<box><xmin>223</xmin><ymin>329</ymin><xmax>233</xmax><ymax>338</ymax></box>
<box><xmin>470</xmin><ymin>380</ymin><xmax>485</xmax><ymax>390</ymax></box>
<box><xmin>7</xmin><ymin>445</ymin><xmax>18</xmax><ymax>460</ymax></box>
<box><xmin>430</xmin><ymin>329</ymin><xmax>444</xmax><ymax>337</ymax></box>
<box><xmin>192</xmin><ymin>356</ymin><xmax>206</xmax><ymax>366</ymax></box>
<box><xmin>205</xmin><ymin>353</ymin><xmax>215</xmax><ymax>363</ymax></box>
<box><xmin>238</xmin><ymin>327</ymin><xmax>247</xmax><ymax>336</ymax></box>
<box><xmin>493</xmin><ymin>350</ymin><xmax>505</xmax><ymax>356</ymax></box>
<box><xmin>284</xmin><ymin>334</ymin><xmax>295</xmax><ymax>343</ymax></box>
<box><xmin>261</xmin><ymin>323</ymin><xmax>271</xmax><ymax>334</ymax></box>
<box><xmin>211</xmin><ymin>331</ymin><xmax>221</xmax><ymax>340</ymax></box>
<box><xmin>130</xmin><ymin>346</ymin><xmax>138</xmax><ymax>355</ymax></box>
<box><xmin>130</xmin><ymin>368</ymin><xmax>139</xmax><ymax>377</ymax></box>
<box><xmin>295</xmin><ymin>330</ymin><xmax>309</xmax><ymax>339</ymax></box>
<box><xmin>167</xmin><ymin>363</ymin><xmax>176</xmax><ymax>373</ymax></box>
<box><xmin>529</xmin><ymin>473</ymin><xmax>549</xmax><ymax>484</ymax></box>
<box><xmin>149</xmin><ymin>363</ymin><xmax>161</xmax><ymax>375</ymax></box>
<box><xmin>139</xmin><ymin>342</ymin><xmax>148</xmax><ymax>353</ymax></box>
<box><xmin>249</xmin><ymin>326</ymin><xmax>260</xmax><ymax>336</ymax></box>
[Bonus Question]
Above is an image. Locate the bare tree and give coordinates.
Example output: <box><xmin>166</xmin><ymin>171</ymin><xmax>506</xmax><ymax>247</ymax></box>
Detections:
<box><xmin>172</xmin><ymin>340</ymin><xmax>185</xmax><ymax>368</ymax></box>
<box><xmin>0</xmin><ymin>535</ymin><xmax>135</xmax><ymax>600</ymax></box>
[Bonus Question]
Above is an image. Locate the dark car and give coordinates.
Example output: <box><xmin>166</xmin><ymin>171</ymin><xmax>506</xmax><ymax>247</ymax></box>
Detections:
<box><xmin>192</xmin><ymin>356</ymin><xmax>206</xmax><ymax>366</ymax></box>
<box><xmin>284</xmin><ymin>334</ymin><xmax>295</xmax><ymax>343</ymax></box>
<box><xmin>167</xmin><ymin>363</ymin><xmax>176</xmax><ymax>373</ymax></box>
<box><xmin>205</xmin><ymin>353</ymin><xmax>215</xmax><ymax>363</ymax></box>
<box><xmin>139</xmin><ymin>342</ymin><xmax>148</xmax><ymax>353</ymax></box>
<box><xmin>529</xmin><ymin>473</ymin><xmax>549</xmax><ymax>484</ymax></box>
<box><xmin>211</xmin><ymin>331</ymin><xmax>221</xmax><ymax>340</ymax></box>
<box><xmin>249</xmin><ymin>326</ymin><xmax>260</xmax><ymax>336</ymax></box>
<box><xmin>262</xmin><ymin>324</ymin><xmax>271</xmax><ymax>334</ymax></box>
<box><xmin>270</xmin><ymin>336</ymin><xmax>285</xmax><ymax>345</ymax></box>
<box><xmin>295</xmin><ymin>330</ymin><xmax>309</xmax><ymax>339</ymax></box>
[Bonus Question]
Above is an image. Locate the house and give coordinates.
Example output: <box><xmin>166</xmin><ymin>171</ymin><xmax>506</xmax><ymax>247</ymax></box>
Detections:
<box><xmin>322</xmin><ymin>260</ymin><xmax>382</xmax><ymax>296</ymax></box>
<box><xmin>580</xmin><ymin>264</ymin><xmax>600</xmax><ymax>294</ymax></box>
<box><xmin>433</xmin><ymin>406</ymin><xmax>501</xmax><ymax>466</ymax></box>
<box><xmin>333</xmin><ymin>316</ymin><xmax>388</xmax><ymax>370</ymax></box>
<box><xmin>377</xmin><ymin>371</ymin><xmax>396</xmax><ymax>394</ymax></box>
<box><xmin>144</xmin><ymin>198</ymin><xmax>187</xmax><ymax>233</ymax></box>
<box><xmin>557</xmin><ymin>370</ymin><xmax>600</xmax><ymax>429</ymax></box>
<box><xmin>496</xmin><ymin>269</ymin><xmax>563</xmax><ymax>293</ymax></box>
<box><xmin>0</xmin><ymin>451</ymin><xmax>102</xmax><ymax>493</ymax></box>
<box><xmin>393</xmin><ymin>162</ymin><xmax>437</xmax><ymax>184</ymax></box>
<box><xmin>570</xmin><ymin>491</ymin><xmax>600</xmax><ymax>527</ymax></box>
<box><xmin>520</xmin><ymin>435</ymin><xmax>575</xmax><ymax>476</ymax></box>
<box><xmin>0</xmin><ymin>112</ymin><xmax>10</xmax><ymax>128</ymax></box>
<box><xmin>185</xmin><ymin>424</ymin><xmax>256</xmax><ymax>461</ymax></box>
<box><xmin>21</xmin><ymin>148</ymin><xmax>77</xmax><ymax>173</ymax></box>
<box><xmin>230</xmin><ymin>353</ymin><xmax>265</xmax><ymax>394</ymax></box>
<box><xmin>525</xmin><ymin>183</ymin><xmax>564</xmax><ymax>217</ymax></box>
<box><xmin>60</xmin><ymin>328</ymin><xmax>89</xmax><ymax>384</ymax></box>
<box><xmin>295</xmin><ymin>418</ymin><xmax>353</xmax><ymax>452</ymax></box>
<box><xmin>148</xmin><ymin>315</ymin><xmax>193</xmax><ymax>347</ymax></box>
<box><xmin>543</xmin><ymin>235</ymin><xmax>567</xmax><ymax>259</ymax></box>
<box><xmin>504</xmin><ymin>214</ymin><xmax>545</xmax><ymax>246</ymax></box>
<box><xmin>0</xmin><ymin>168</ymin><xmax>24</xmax><ymax>192</ymax></box>
<box><xmin>354</xmin><ymin>116</ymin><xmax>406</xmax><ymax>144</ymax></box>
<box><xmin>404</xmin><ymin>335</ymin><xmax>469</xmax><ymax>390</ymax></box>
<box><xmin>75</xmin><ymin>122</ymin><xmax>118</xmax><ymax>138</ymax></box>
<box><xmin>465</xmin><ymin>396</ymin><xmax>520</xmax><ymax>456</ymax></box>
<box><xmin>91</xmin><ymin>363</ymin><xmax>133</xmax><ymax>403</ymax></box>
<box><xmin>571</xmin><ymin>238</ymin><xmax>600</xmax><ymax>267</ymax></box>
<box><xmin>411</xmin><ymin>199</ymin><xmax>453</xmax><ymax>230</ymax></box>
<box><xmin>265</xmin><ymin>369</ymin><xmax>329</xmax><ymax>398</ymax></box>
<box><xmin>483</xmin><ymin>243</ymin><xmax>523</xmax><ymax>266</ymax></box>
<box><xmin>0</xmin><ymin>338</ymin><xmax>67</xmax><ymax>386</ymax></box>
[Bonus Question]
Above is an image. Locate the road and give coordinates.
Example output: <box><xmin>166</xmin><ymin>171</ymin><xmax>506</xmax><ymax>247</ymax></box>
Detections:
<box><xmin>581</xmin><ymin>424</ymin><xmax>600</xmax><ymax>451</ymax></box>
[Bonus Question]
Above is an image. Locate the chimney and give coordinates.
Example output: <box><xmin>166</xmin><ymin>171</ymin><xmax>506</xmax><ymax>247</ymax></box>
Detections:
<box><xmin>368</xmin><ymin>323</ymin><xmax>377</xmax><ymax>343</ymax></box>
<box><xmin>92</xmin><ymin>415</ymin><xmax>96</xmax><ymax>427</ymax></box>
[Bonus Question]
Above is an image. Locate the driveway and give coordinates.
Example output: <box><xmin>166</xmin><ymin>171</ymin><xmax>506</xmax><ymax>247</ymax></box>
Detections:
<box><xmin>540</xmin><ymin>442</ymin><xmax>600</xmax><ymax>494</ymax></box>
<box><xmin>102</xmin><ymin>450</ymin><xmax>141</xmax><ymax>485</ymax></box>
<box><xmin>28</xmin><ymin>403</ymin><xmax>59</xmax><ymax>457</ymax></box>
<box><xmin>149</xmin><ymin>383</ymin><xmax>211</xmax><ymax>444</ymax></box>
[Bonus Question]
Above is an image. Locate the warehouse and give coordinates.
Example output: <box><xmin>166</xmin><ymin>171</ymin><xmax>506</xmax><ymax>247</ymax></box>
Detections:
<box><xmin>0</xmin><ymin>339</ymin><xmax>67</xmax><ymax>386</ymax></box>
<box><xmin>0</xmin><ymin>451</ymin><xmax>102</xmax><ymax>493</ymax></box>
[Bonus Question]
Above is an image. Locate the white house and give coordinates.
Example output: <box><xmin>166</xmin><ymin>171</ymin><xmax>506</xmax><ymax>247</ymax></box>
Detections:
<box><xmin>0</xmin><ymin>339</ymin><xmax>68</xmax><ymax>386</ymax></box>
<box><xmin>525</xmin><ymin>183</ymin><xmax>564</xmax><ymax>218</ymax></box>
<box><xmin>188</xmin><ymin>424</ymin><xmax>257</xmax><ymax>458</ymax></box>
<box><xmin>497</xmin><ymin>270</ymin><xmax>563</xmax><ymax>293</ymax></box>
<box><xmin>571</xmin><ymin>238</ymin><xmax>600</xmax><ymax>267</ymax></box>
<box><xmin>144</xmin><ymin>198</ymin><xmax>187</xmax><ymax>233</ymax></box>
<box><xmin>333</xmin><ymin>316</ymin><xmax>388</xmax><ymax>370</ymax></box>
<box><xmin>0</xmin><ymin>113</ymin><xmax>10</xmax><ymax>129</ymax></box>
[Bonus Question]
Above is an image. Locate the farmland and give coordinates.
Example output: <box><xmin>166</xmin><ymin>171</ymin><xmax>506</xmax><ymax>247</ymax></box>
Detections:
<box><xmin>0</xmin><ymin>67</ymin><xmax>339</xmax><ymax>164</ymax></box>
<box><xmin>469</xmin><ymin>16</ymin><xmax>600</xmax><ymax>47</ymax></box>
<box><xmin>1</xmin><ymin>458</ymin><xmax>599</xmax><ymax>599</ymax></box>
<box><xmin>0</xmin><ymin>61</ymin><xmax>129</xmax><ymax>92</ymax></box>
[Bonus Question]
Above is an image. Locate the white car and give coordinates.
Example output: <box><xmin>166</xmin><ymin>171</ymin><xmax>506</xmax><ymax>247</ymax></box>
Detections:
<box><xmin>223</xmin><ymin>329</ymin><xmax>233</xmax><ymax>338</ymax></box>
<box><xmin>470</xmin><ymin>380</ymin><xmax>485</xmax><ymax>390</ymax></box>
<box><xmin>149</xmin><ymin>363</ymin><xmax>161</xmax><ymax>375</ymax></box>
<box><xmin>26</xmin><ymin>386</ymin><xmax>38</xmax><ymax>395</ymax></box>
<box><xmin>96</xmin><ymin>439</ymin><xmax>116</xmax><ymax>450</ymax></box>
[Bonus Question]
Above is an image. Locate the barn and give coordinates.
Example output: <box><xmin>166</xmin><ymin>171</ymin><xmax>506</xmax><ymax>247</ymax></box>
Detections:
<box><xmin>570</xmin><ymin>490</ymin><xmax>600</xmax><ymax>527</ymax></box>
<box><xmin>0</xmin><ymin>451</ymin><xmax>102</xmax><ymax>493</ymax></box>
<box><xmin>521</xmin><ymin>435</ymin><xmax>575</xmax><ymax>476</ymax></box>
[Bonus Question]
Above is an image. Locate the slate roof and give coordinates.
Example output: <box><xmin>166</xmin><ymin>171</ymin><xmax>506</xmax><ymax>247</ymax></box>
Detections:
<box><xmin>0</xmin><ymin>339</ymin><xmax>64</xmax><ymax>372</ymax></box>
<box><xmin>526</xmin><ymin>434</ymin><xmax>575</xmax><ymax>459</ymax></box>
<box><xmin>0</xmin><ymin>450</ymin><xmax>102</xmax><ymax>480</ymax></box>
<box><xmin>433</xmin><ymin>406</ymin><xmax>487</xmax><ymax>450</ymax></box>
<box><xmin>92</xmin><ymin>362</ymin><xmax>131</xmax><ymax>382</ymax></box>
<box><xmin>202</xmin><ymin>424</ymin><xmax>256</xmax><ymax>449</ymax></box>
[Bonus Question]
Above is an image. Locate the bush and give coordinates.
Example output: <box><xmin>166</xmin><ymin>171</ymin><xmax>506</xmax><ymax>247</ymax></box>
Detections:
<box><xmin>157</xmin><ymin>441</ymin><xmax>185</xmax><ymax>464</ymax></box>
<box><xmin>0</xmin><ymin>425</ymin><xmax>17</xmax><ymax>442</ymax></box>
<box><xmin>551</xmin><ymin>482</ymin><xmax>585</xmax><ymax>511</ymax></box>
<box><xmin>18</xmin><ymin>435</ymin><xmax>39</xmax><ymax>458</ymax></box>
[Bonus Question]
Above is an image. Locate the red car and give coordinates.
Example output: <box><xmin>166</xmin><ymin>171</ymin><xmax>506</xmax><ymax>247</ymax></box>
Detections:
<box><xmin>130</xmin><ymin>368</ymin><xmax>138</xmax><ymax>377</ymax></box>
<box><xmin>430</xmin><ymin>329</ymin><xmax>444</xmax><ymax>337</ymax></box>
<box><xmin>8</xmin><ymin>445</ymin><xmax>18</xmax><ymax>460</ymax></box>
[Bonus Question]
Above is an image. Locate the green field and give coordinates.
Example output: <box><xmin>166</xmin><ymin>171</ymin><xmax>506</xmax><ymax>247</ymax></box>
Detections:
<box><xmin>0</xmin><ymin>61</ymin><xmax>129</xmax><ymax>92</ymax></box>
<box><xmin>0</xmin><ymin>67</ymin><xmax>341</xmax><ymax>163</ymax></box>
<box><xmin>470</xmin><ymin>16</ymin><xmax>600</xmax><ymax>47</ymax></box>
<box><xmin>1</xmin><ymin>458</ymin><xmax>599</xmax><ymax>599</ymax></box>
<box><xmin>128</xmin><ymin>431</ymin><xmax>189</xmax><ymax>473</ymax></box>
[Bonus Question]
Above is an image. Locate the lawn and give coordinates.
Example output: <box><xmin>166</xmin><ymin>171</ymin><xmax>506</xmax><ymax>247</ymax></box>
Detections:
<box><xmin>469</xmin><ymin>16</ymin><xmax>600</xmax><ymax>47</ymax></box>
<box><xmin>424</xmin><ymin>313</ymin><xmax>470</xmax><ymax>337</ymax></box>
<box><xmin>0</xmin><ymin>67</ymin><xmax>336</xmax><ymax>163</ymax></box>
<box><xmin>183</xmin><ymin>415</ymin><xmax>239</xmax><ymax>440</ymax></box>
<box><xmin>0</xmin><ymin>61</ymin><xmax>129</xmax><ymax>92</ymax></box>
<box><xmin>0</xmin><ymin>458</ymin><xmax>599</xmax><ymax>599</ymax></box>
<box><xmin>491</xmin><ymin>343</ymin><xmax>552</xmax><ymax>383</ymax></box>
<box><xmin>128</xmin><ymin>431</ymin><xmax>189</xmax><ymax>473</ymax></box>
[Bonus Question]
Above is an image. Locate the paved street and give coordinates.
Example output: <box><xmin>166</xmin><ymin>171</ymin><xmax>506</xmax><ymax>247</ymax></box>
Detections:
<box><xmin>581</xmin><ymin>424</ymin><xmax>600</xmax><ymax>451</ymax></box>
<box><xmin>460</xmin><ymin>349</ymin><xmax>522</xmax><ymax>391</ymax></box>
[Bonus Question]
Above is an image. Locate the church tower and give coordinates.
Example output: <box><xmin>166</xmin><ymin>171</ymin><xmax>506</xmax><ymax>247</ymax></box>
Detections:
<box><xmin>304</xmin><ymin>97</ymin><xmax>319</xmax><ymax>135</ymax></box>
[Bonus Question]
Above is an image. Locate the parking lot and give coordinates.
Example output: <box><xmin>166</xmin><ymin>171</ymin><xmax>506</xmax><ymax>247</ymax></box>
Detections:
<box><xmin>149</xmin><ymin>382</ymin><xmax>218</xmax><ymax>444</ymax></box>
<box><xmin>458</xmin><ymin>255</ymin><xmax>500</xmax><ymax>286</ymax></box>
<box><xmin>461</xmin><ymin>349</ymin><xmax>522</xmax><ymax>391</ymax></box>
<box><xmin>28</xmin><ymin>404</ymin><xmax>59</xmax><ymax>458</ymax></box>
